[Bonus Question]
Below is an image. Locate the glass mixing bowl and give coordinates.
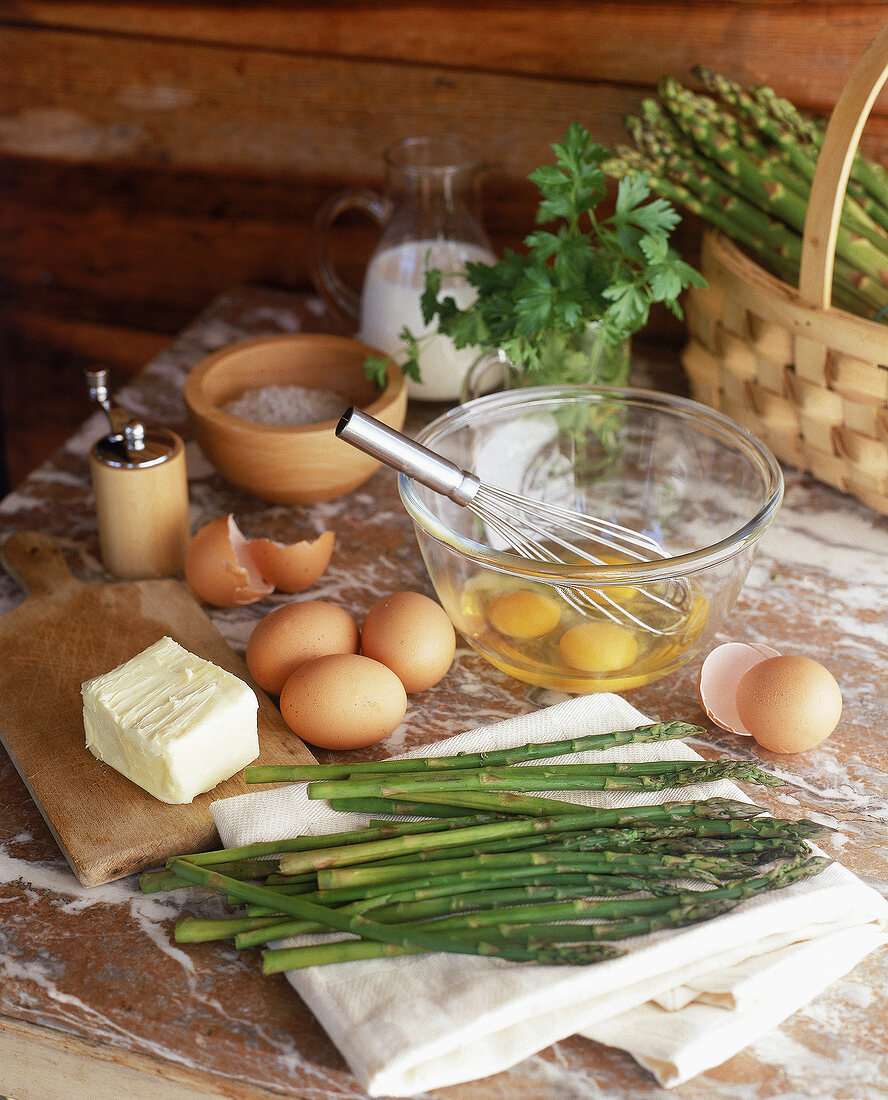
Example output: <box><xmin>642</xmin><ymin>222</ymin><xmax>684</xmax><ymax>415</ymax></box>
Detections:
<box><xmin>398</xmin><ymin>386</ymin><xmax>784</xmax><ymax>693</ymax></box>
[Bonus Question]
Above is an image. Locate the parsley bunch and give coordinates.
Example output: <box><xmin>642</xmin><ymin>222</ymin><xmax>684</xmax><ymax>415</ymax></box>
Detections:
<box><xmin>369</xmin><ymin>122</ymin><xmax>704</xmax><ymax>386</ymax></box>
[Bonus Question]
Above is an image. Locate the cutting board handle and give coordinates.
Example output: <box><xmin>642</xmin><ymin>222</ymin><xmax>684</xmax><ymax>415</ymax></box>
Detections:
<box><xmin>2</xmin><ymin>531</ymin><xmax>81</xmax><ymax>599</ymax></box>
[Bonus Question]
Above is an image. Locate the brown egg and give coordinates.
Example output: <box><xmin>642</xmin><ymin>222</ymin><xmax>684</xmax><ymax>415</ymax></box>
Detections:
<box><xmin>279</xmin><ymin>653</ymin><xmax>407</xmax><ymax>749</ymax></box>
<box><xmin>246</xmin><ymin>600</ymin><xmax>359</xmax><ymax>695</ymax></box>
<box><xmin>247</xmin><ymin>530</ymin><xmax>335</xmax><ymax>593</ymax></box>
<box><xmin>360</xmin><ymin>591</ymin><xmax>456</xmax><ymax>692</ymax></box>
<box><xmin>184</xmin><ymin>514</ymin><xmax>273</xmax><ymax>607</ymax></box>
<box><xmin>735</xmin><ymin>655</ymin><xmax>843</xmax><ymax>754</ymax></box>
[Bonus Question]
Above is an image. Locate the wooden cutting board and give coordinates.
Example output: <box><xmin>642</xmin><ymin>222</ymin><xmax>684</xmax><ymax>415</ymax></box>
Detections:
<box><xmin>0</xmin><ymin>530</ymin><xmax>316</xmax><ymax>887</ymax></box>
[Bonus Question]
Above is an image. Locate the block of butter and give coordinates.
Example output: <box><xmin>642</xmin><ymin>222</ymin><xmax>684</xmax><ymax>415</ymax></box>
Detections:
<box><xmin>82</xmin><ymin>635</ymin><xmax>260</xmax><ymax>804</ymax></box>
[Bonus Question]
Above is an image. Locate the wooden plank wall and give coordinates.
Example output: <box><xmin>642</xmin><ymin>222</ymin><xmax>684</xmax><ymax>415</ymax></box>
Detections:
<box><xmin>2</xmin><ymin>1</ymin><xmax>888</xmax><ymax>487</ymax></box>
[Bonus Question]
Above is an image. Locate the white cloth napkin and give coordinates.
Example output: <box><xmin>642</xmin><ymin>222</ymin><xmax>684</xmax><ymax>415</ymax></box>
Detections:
<box><xmin>211</xmin><ymin>694</ymin><xmax>888</xmax><ymax>1096</ymax></box>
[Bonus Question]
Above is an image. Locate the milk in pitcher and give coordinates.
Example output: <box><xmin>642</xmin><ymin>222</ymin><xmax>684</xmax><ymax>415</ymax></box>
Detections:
<box><xmin>360</xmin><ymin>238</ymin><xmax>496</xmax><ymax>402</ymax></box>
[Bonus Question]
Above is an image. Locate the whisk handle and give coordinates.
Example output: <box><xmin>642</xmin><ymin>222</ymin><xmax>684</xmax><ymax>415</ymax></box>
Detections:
<box><xmin>336</xmin><ymin>407</ymin><xmax>480</xmax><ymax>506</ymax></box>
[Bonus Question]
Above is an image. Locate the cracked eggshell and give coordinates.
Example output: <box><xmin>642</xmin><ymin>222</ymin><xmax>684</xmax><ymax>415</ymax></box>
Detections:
<box><xmin>248</xmin><ymin>530</ymin><xmax>335</xmax><ymax>593</ymax></box>
<box><xmin>697</xmin><ymin>641</ymin><xmax>781</xmax><ymax>735</ymax></box>
<box><xmin>184</xmin><ymin>514</ymin><xmax>274</xmax><ymax>607</ymax></box>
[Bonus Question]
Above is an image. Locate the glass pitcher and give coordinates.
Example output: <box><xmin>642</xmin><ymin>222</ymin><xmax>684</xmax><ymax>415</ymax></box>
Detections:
<box><xmin>311</xmin><ymin>135</ymin><xmax>496</xmax><ymax>402</ymax></box>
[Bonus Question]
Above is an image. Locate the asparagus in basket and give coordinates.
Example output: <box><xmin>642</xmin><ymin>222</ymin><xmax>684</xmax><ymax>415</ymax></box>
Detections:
<box><xmin>609</xmin><ymin>68</ymin><xmax>888</xmax><ymax>321</ymax></box>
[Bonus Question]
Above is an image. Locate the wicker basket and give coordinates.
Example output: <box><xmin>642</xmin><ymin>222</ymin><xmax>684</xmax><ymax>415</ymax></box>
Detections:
<box><xmin>681</xmin><ymin>25</ymin><xmax>888</xmax><ymax>517</ymax></box>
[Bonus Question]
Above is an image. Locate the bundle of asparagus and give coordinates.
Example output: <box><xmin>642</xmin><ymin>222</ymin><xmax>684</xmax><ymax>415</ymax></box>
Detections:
<box><xmin>145</xmin><ymin>721</ymin><xmax>831</xmax><ymax>973</ymax></box>
<box><xmin>609</xmin><ymin>67</ymin><xmax>888</xmax><ymax>321</ymax></box>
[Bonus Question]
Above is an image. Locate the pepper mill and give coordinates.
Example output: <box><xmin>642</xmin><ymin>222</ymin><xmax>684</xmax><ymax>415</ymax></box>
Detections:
<box><xmin>86</xmin><ymin>369</ymin><xmax>191</xmax><ymax>580</ymax></box>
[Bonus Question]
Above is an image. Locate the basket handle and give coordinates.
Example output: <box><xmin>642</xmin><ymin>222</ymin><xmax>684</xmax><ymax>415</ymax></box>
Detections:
<box><xmin>800</xmin><ymin>21</ymin><xmax>888</xmax><ymax>310</ymax></box>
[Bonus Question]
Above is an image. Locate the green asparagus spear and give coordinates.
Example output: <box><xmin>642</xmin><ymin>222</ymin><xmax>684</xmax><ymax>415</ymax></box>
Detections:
<box><xmin>174</xmin><ymin>814</ymin><xmax>493</xmax><ymax>867</ymax></box>
<box><xmin>276</xmin><ymin>800</ymin><xmax>766</xmax><ymax>876</ymax></box>
<box><xmin>166</xmin><ymin>858</ymin><xmax>626</xmax><ymax>967</ymax></box>
<box><xmin>244</xmin><ymin>721</ymin><xmax>702</xmax><ymax>784</ymax></box>
<box><xmin>304</xmin><ymin>759</ymin><xmax>783</xmax><ymax>802</ymax></box>
<box><xmin>259</xmin><ymin>855</ymin><xmax>829</xmax><ymax>972</ymax></box>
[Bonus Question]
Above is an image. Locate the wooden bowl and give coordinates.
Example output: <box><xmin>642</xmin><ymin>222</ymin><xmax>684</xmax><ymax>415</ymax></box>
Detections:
<box><xmin>184</xmin><ymin>334</ymin><xmax>407</xmax><ymax>503</ymax></box>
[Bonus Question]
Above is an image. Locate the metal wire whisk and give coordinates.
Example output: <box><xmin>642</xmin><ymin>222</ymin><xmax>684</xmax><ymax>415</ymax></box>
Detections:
<box><xmin>336</xmin><ymin>407</ymin><xmax>691</xmax><ymax>636</ymax></box>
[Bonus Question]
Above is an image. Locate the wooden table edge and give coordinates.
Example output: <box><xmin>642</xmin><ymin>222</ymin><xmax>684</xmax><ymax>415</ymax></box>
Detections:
<box><xmin>0</xmin><ymin>1013</ymin><xmax>302</xmax><ymax>1100</ymax></box>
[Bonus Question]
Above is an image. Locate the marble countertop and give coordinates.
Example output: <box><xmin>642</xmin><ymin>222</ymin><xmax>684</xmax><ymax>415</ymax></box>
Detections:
<box><xmin>1</xmin><ymin>286</ymin><xmax>886</xmax><ymax>1100</ymax></box>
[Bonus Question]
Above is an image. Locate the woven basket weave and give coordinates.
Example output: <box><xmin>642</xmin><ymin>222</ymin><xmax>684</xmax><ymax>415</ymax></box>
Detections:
<box><xmin>681</xmin><ymin>26</ymin><xmax>888</xmax><ymax>517</ymax></box>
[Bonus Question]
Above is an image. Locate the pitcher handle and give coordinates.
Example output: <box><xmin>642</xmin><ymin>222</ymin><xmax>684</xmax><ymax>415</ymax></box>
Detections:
<box><xmin>460</xmin><ymin>348</ymin><xmax>512</xmax><ymax>403</ymax></box>
<box><xmin>311</xmin><ymin>188</ymin><xmax>390</xmax><ymax>325</ymax></box>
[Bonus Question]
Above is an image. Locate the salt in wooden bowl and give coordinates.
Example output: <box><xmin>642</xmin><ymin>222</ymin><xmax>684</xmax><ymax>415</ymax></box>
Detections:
<box><xmin>184</xmin><ymin>334</ymin><xmax>407</xmax><ymax>503</ymax></box>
